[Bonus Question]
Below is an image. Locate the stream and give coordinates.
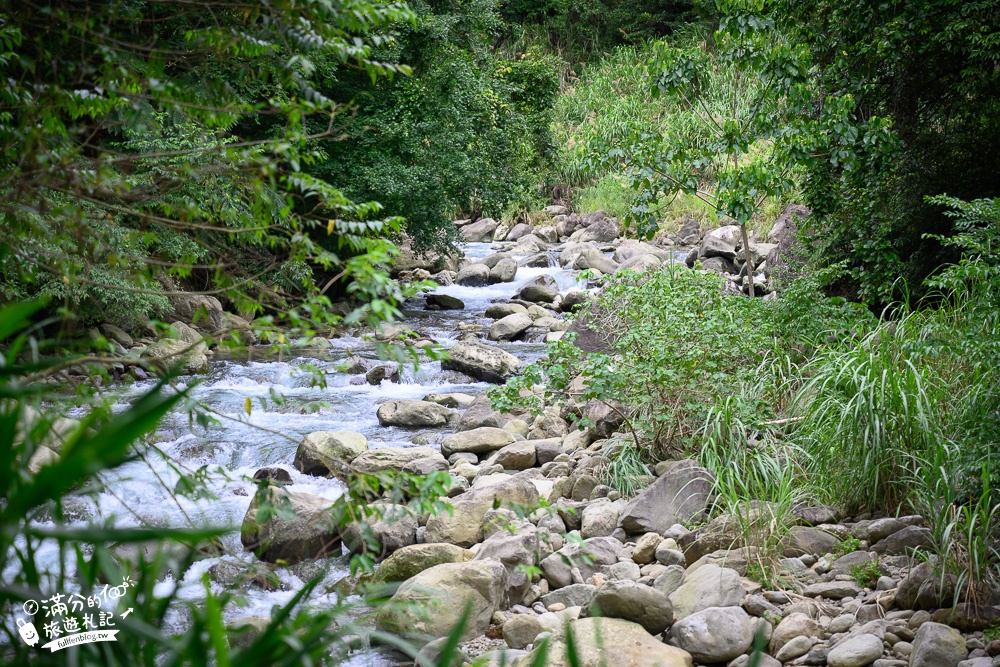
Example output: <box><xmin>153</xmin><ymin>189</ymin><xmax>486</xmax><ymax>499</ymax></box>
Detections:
<box><xmin>21</xmin><ymin>242</ymin><xmax>589</xmax><ymax>664</ymax></box>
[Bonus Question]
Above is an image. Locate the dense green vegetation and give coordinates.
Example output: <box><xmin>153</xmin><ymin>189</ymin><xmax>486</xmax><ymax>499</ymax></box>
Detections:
<box><xmin>2</xmin><ymin>0</ymin><xmax>999</xmax><ymax>662</ymax></box>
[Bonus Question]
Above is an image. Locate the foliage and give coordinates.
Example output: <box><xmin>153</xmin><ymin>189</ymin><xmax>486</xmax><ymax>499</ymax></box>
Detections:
<box><xmin>586</xmin><ymin>0</ymin><xmax>866</xmax><ymax>278</ymax></box>
<box><xmin>850</xmin><ymin>558</ymin><xmax>882</xmax><ymax>589</ymax></box>
<box><xmin>834</xmin><ymin>537</ymin><xmax>863</xmax><ymax>558</ymax></box>
<box><xmin>777</xmin><ymin>0</ymin><xmax>1000</xmax><ymax>304</ymax></box>
<box><xmin>792</xmin><ymin>196</ymin><xmax>1000</xmax><ymax>514</ymax></box>
<box><xmin>699</xmin><ymin>399</ymin><xmax>811</xmax><ymax>588</ymax></box>
<box><xmin>0</xmin><ymin>0</ymin><xmax>418</xmax><ymax>334</ymax></box>
<box><xmin>498</xmin><ymin>0</ymin><xmax>695</xmax><ymax>65</ymax></box>
<box><xmin>909</xmin><ymin>444</ymin><xmax>1000</xmax><ymax>607</ymax></box>
<box><xmin>492</xmin><ymin>264</ymin><xmax>863</xmax><ymax>458</ymax></box>
<box><xmin>595</xmin><ymin>439</ymin><xmax>651</xmax><ymax>498</ymax></box>
<box><xmin>311</xmin><ymin>0</ymin><xmax>561</xmax><ymax>251</ymax></box>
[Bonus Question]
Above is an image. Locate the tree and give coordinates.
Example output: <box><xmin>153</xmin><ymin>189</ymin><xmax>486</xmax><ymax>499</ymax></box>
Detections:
<box><xmin>599</xmin><ymin>0</ymin><xmax>871</xmax><ymax>296</ymax></box>
<box><xmin>775</xmin><ymin>0</ymin><xmax>1000</xmax><ymax>303</ymax></box>
<box><xmin>0</xmin><ymin>0</ymin><xmax>416</xmax><ymax>336</ymax></box>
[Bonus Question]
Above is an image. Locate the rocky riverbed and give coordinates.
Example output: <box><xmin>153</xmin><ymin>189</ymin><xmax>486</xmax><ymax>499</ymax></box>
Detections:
<box><xmin>37</xmin><ymin>205</ymin><xmax>1000</xmax><ymax>667</ymax></box>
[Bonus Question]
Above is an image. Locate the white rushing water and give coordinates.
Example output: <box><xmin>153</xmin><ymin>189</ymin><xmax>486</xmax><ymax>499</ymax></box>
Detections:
<box><xmin>14</xmin><ymin>242</ymin><xmax>588</xmax><ymax>663</ymax></box>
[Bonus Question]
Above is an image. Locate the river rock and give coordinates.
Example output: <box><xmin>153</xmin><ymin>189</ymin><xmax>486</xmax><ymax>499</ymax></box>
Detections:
<box><xmin>573</xmin><ymin>247</ymin><xmax>619</xmax><ymax>274</ymax></box>
<box><xmin>489</xmin><ymin>313</ymin><xmax>533</xmax><ymax>341</ymax></box>
<box><xmin>669</xmin><ymin>564</ymin><xmax>745</xmax><ymax>620</ymax></box>
<box><xmin>616</xmin><ymin>254</ymin><xmax>662</xmax><ymax>273</ymax></box>
<box><xmin>618</xmin><ymin>459</ymin><xmax>712</xmax><ymax>535</ymax></box>
<box><xmin>699</xmin><ymin>234</ymin><xmax>738</xmax><ymax>261</ymax></box>
<box><xmin>473</xmin><ymin>526</ymin><xmax>538</xmax><ymax>603</ymax></box>
<box><xmin>489</xmin><ymin>257</ymin><xmax>519</xmax><ymax>284</ymax></box>
<box><xmin>614</xmin><ymin>239</ymin><xmax>673</xmax><ymax>263</ymax></box>
<box><xmin>240</xmin><ymin>486</ymin><xmax>337</xmax><ymax>564</ymax></box>
<box><xmin>802</xmin><ymin>580</ymin><xmax>863</xmax><ymax>599</ymax></box>
<box><xmin>541</xmin><ymin>584</ymin><xmax>596</xmax><ymax>609</ymax></box>
<box><xmin>376</xmin><ymin>400</ymin><xmax>454</xmax><ymax>428</ymax></box>
<box><xmin>784</xmin><ymin>525</ymin><xmax>839</xmax><ymax>557</ymax></box>
<box><xmin>909</xmin><ymin>622</ymin><xmax>967</xmax><ymax>667</ymax></box>
<box><xmin>518</xmin><ymin>284</ymin><xmax>559</xmax><ymax>304</ymax></box>
<box><xmin>486</xmin><ymin>303</ymin><xmax>528</xmax><ymax>319</ymax></box>
<box><xmin>492</xmin><ymin>440</ymin><xmax>537</xmax><ymax>470</ymax></box>
<box><xmin>519</xmin><ymin>617</ymin><xmax>693</xmax><ymax>667</ymax></box>
<box><xmin>583</xmin><ymin>579</ymin><xmax>674</xmax><ymax>635</ymax></box>
<box><xmin>460</xmin><ymin>218</ymin><xmax>500</xmax><ymax>243</ymax></box>
<box><xmin>352</xmin><ymin>446</ymin><xmax>443</xmax><ymax>473</ymax></box>
<box><xmin>581</xmin><ymin>499</ymin><xmax>622</xmax><ymax>538</ymax></box>
<box><xmin>505</xmin><ymin>223</ymin><xmax>533</xmax><ymax>241</ymax></box>
<box><xmin>99</xmin><ymin>323</ymin><xmax>134</xmax><ymax>348</ymax></box>
<box><xmin>455</xmin><ymin>263</ymin><xmax>491</xmax><ymax>286</ymax></box>
<box><xmin>442</xmin><ymin>341</ymin><xmax>521</xmax><ymax>383</ymax></box>
<box><xmin>422</xmin><ymin>392</ymin><xmax>476</xmax><ymax>409</ymax></box>
<box><xmin>669</xmin><ymin>606</ymin><xmax>753</xmax><ymax>663</ymax></box>
<box><xmin>424</xmin><ymin>477</ymin><xmax>539</xmax><ymax>547</ymax></box>
<box><xmin>169</xmin><ymin>293</ymin><xmax>224</xmax><ymax>331</ymax></box>
<box><xmin>580</xmin><ymin>218</ymin><xmax>619</xmax><ymax>243</ymax></box>
<box><xmin>770</xmin><ymin>612</ymin><xmax>823</xmax><ymax>654</ymax></box>
<box><xmin>540</xmin><ymin>536</ymin><xmax>620</xmax><ymax>589</ymax></box>
<box><xmin>426</xmin><ymin>294</ymin><xmax>465</xmax><ymax>310</ymax></box>
<box><xmin>871</xmin><ymin>525</ymin><xmax>934</xmax><ymax>555</ymax></box>
<box><xmin>375</xmin><ymin>560</ymin><xmax>508</xmax><ymax>642</ymax></box>
<box><xmin>827</xmin><ymin>634</ymin><xmax>884</xmax><ymax>667</ymax></box>
<box><xmin>441</xmin><ymin>427</ymin><xmax>515</xmax><ymax>457</ymax></box>
<box><xmin>504</xmin><ymin>614</ymin><xmax>543</xmax><ymax>650</ymax></box>
<box><xmin>142</xmin><ymin>337</ymin><xmax>209</xmax><ymax>374</ymax></box>
<box><xmin>341</xmin><ymin>503</ymin><xmax>418</xmax><ymax>556</ymax></box>
<box><xmin>372</xmin><ymin>543</ymin><xmax>473</xmax><ymax>585</ymax></box>
<box><xmin>293</xmin><ymin>430</ymin><xmax>368</xmax><ymax>476</ymax></box>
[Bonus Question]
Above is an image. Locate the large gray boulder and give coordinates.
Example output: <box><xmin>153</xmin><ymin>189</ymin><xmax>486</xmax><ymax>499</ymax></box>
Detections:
<box><xmin>142</xmin><ymin>337</ymin><xmax>209</xmax><ymax>374</ymax></box>
<box><xmin>668</xmin><ymin>564</ymin><xmax>745</xmax><ymax>620</ymax></box>
<box><xmin>827</xmin><ymin>634</ymin><xmax>884</xmax><ymax>667</ymax></box>
<box><xmin>517</xmin><ymin>617</ymin><xmax>693</xmax><ymax>667</ymax></box>
<box><xmin>583</xmin><ymin>580</ymin><xmax>674</xmax><ymax>635</ymax></box>
<box><xmin>424</xmin><ymin>477</ymin><xmax>539</xmax><ymax>547</ymax></box>
<box><xmin>376</xmin><ymin>400</ymin><xmax>454</xmax><ymax>428</ymax></box>
<box><xmin>489</xmin><ymin>257</ymin><xmax>518</xmax><ymax>284</ymax></box>
<box><xmin>442</xmin><ymin>341</ymin><xmax>521</xmax><ymax>383</ymax></box>
<box><xmin>341</xmin><ymin>503</ymin><xmax>418</xmax><ymax>557</ymax></box>
<box><xmin>617</xmin><ymin>460</ymin><xmax>713</xmax><ymax>535</ymax></box>
<box><xmin>489</xmin><ymin>313</ymin><xmax>533</xmax><ymax>341</ymax></box>
<box><xmin>573</xmin><ymin>247</ymin><xmax>619</xmax><ymax>274</ymax></box>
<box><xmin>441</xmin><ymin>427</ymin><xmax>515</xmax><ymax>457</ymax></box>
<box><xmin>352</xmin><ymin>446</ymin><xmax>444</xmax><ymax>473</ymax></box>
<box><xmin>669</xmin><ymin>606</ymin><xmax>753</xmax><ymax>663</ymax></box>
<box><xmin>168</xmin><ymin>293</ymin><xmax>224</xmax><ymax>331</ymax></box>
<box><xmin>455</xmin><ymin>263</ymin><xmax>491</xmax><ymax>286</ymax></box>
<box><xmin>460</xmin><ymin>218</ymin><xmax>500</xmax><ymax>243</ymax></box>
<box><xmin>240</xmin><ymin>486</ymin><xmax>337</xmax><ymax>564</ymax></box>
<box><xmin>473</xmin><ymin>525</ymin><xmax>539</xmax><ymax>603</ymax></box>
<box><xmin>613</xmin><ymin>239</ymin><xmax>673</xmax><ymax>263</ymax></box>
<box><xmin>293</xmin><ymin>430</ymin><xmax>367</xmax><ymax>476</ymax></box>
<box><xmin>372</xmin><ymin>543</ymin><xmax>473</xmax><ymax>585</ymax></box>
<box><xmin>375</xmin><ymin>560</ymin><xmax>508</xmax><ymax>642</ymax></box>
<box><xmin>909</xmin><ymin>622</ymin><xmax>967</xmax><ymax>667</ymax></box>
<box><xmin>579</xmin><ymin>218</ymin><xmax>619</xmax><ymax>243</ymax></box>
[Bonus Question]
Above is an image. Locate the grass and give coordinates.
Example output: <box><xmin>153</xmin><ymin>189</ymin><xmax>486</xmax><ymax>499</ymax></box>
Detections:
<box><xmin>597</xmin><ymin>438</ymin><xmax>651</xmax><ymax>498</ymax></box>
<box><xmin>698</xmin><ymin>397</ymin><xmax>812</xmax><ymax>589</ymax></box>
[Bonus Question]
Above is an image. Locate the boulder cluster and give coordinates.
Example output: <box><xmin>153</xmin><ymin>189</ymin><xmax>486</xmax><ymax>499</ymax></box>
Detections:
<box><xmin>230</xmin><ymin>203</ymin><xmax>997</xmax><ymax>666</ymax></box>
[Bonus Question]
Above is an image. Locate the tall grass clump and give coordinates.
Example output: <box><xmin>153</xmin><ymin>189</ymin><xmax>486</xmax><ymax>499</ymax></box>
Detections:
<box><xmin>698</xmin><ymin>395</ymin><xmax>812</xmax><ymax>586</ymax></box>
<box><xmin>792</xmin><ymin>312</ymin><xmax>946</xmax><ymax>512</ymax></box>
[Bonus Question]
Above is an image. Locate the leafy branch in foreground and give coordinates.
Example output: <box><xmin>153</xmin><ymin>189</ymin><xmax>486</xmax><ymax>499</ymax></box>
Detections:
<box><xmin>0</xmin><ymin>0</ymin><xmax>417</xmax><ymax>337</ymax></box>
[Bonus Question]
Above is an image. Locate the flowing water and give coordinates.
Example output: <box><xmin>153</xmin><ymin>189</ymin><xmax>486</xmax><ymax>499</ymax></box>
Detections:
<box><xmin>15</xmin><ymin>242</ymin><xmax>590</xmax><ymax>663</ymax></box>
